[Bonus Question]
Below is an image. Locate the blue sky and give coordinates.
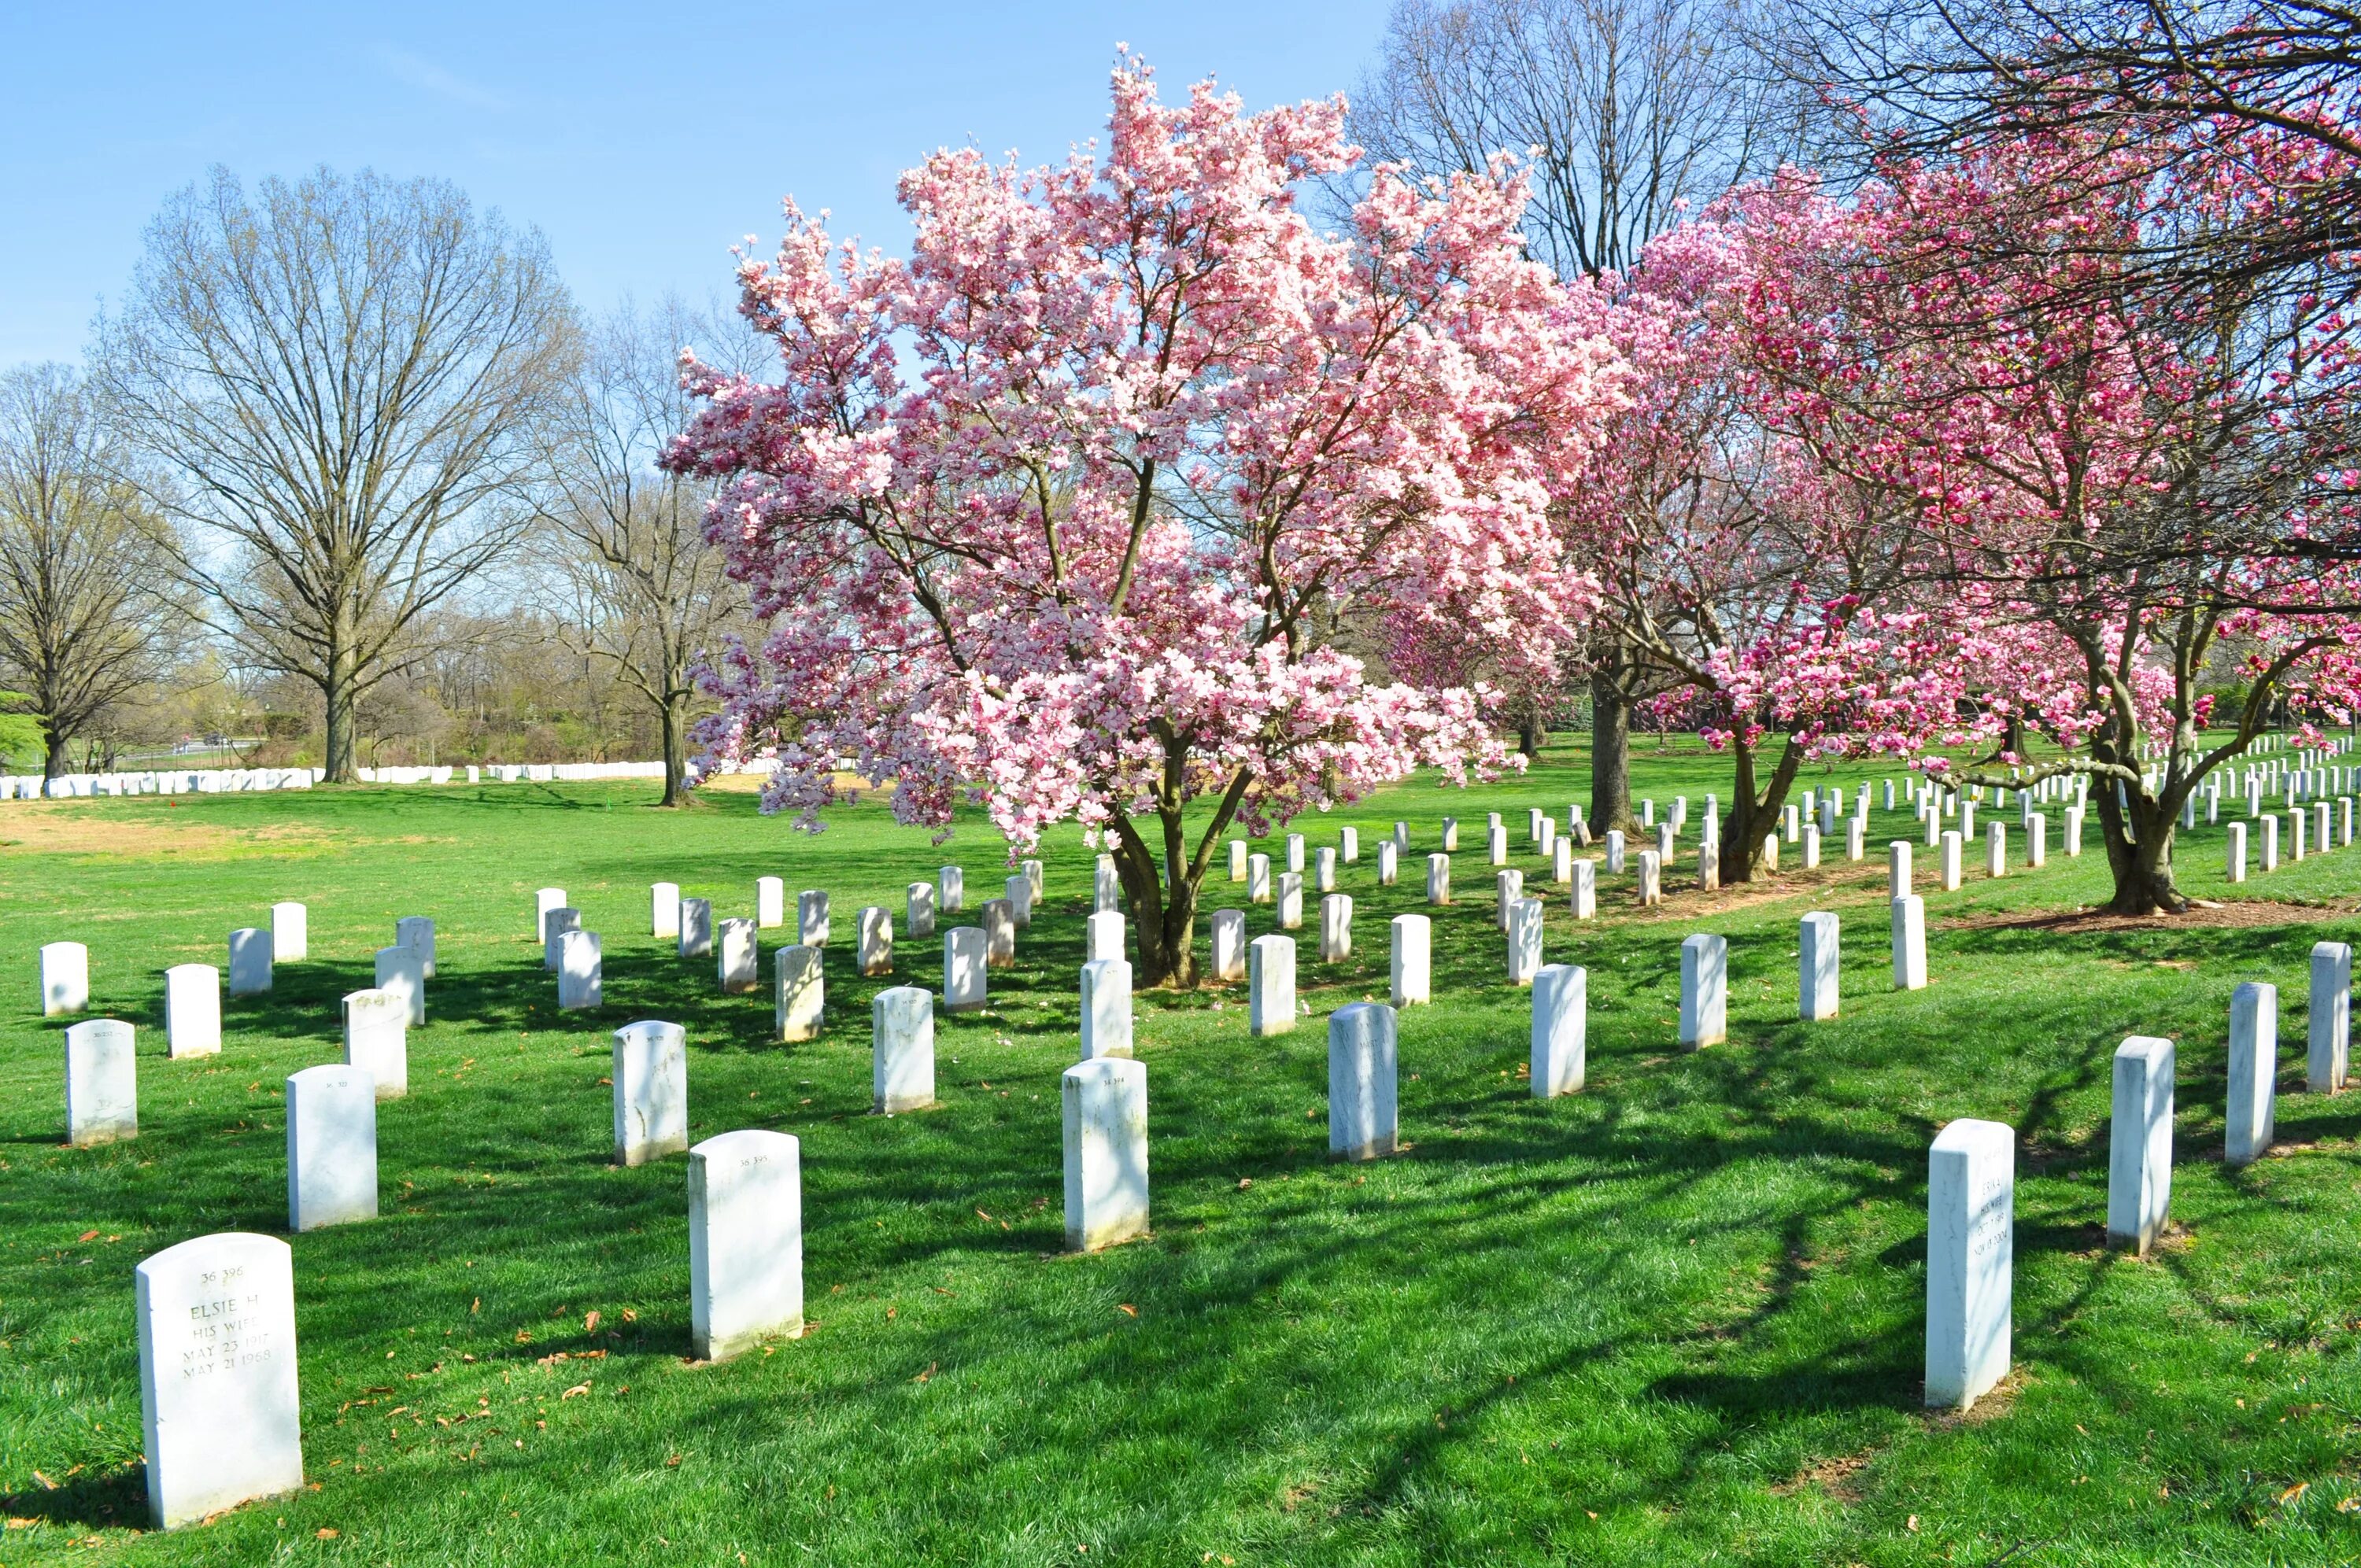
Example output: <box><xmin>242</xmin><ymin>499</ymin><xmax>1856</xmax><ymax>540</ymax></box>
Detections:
<box><xmin>0</xmin><ymin>2</ymin><xmax>1393</xmax><ymax>367</ymax></box>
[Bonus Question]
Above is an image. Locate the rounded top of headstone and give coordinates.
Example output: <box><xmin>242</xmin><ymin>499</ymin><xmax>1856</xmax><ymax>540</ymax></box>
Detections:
<box><xmin>1930</xmin><ymin>1117</ymin><xmax>2014</xmax><ymax>1155</ymax></box>
<box><xmin>289</xmin><ymin>1062</ymin><xmax>375</xmax><ymax>1091</ymax></box>
<box><xmin>689</xmin><ymin>1127</ymin><xmax>798</xmax><ymax>1162</ymax></box>
<box><xmin>165</xmin><ymin>961</ymin><xmax>218</xmax><ymax>979</ymax></box>
<box><xmin>65</xmin><ymin>1017</ymin><xmax>133</xmax><ymax>1045</ymax></box>
<box><xmin>615</xmin><ymin>1019</ymin><xmax>687</xmax><ymax>1046</ymax></box>
<box><xmin>1063</xmin><ymin>1053</ymin><xmax>1144</xmax><ymax>1086</ymax></box>
<box><xmin>136</xmin><ymin>1230</ymin><xmax>291</xmax><ymax>1283</ymax></box>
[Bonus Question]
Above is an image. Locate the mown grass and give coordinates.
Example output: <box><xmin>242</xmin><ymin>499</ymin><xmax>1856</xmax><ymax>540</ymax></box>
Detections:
<box><xmin>0</xmin><ymin>740</ymin><xmax>2358</xmax><ymax>1566</ymax></box>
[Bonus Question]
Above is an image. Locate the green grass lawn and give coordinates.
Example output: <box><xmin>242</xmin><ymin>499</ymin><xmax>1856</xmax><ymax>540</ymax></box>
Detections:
<box><xmin>2</xmin><ymin>741</ymin><xmax>2359</xmax><ymax>1566</ymax></box>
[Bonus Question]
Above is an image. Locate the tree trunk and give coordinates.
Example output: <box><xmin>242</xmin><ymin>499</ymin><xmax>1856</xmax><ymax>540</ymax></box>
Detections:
<box><xmin>2092</xmin><ymin>767</ymin><xmax>2189</xmax><ymax>915</ymax></box>
<box><xmin>1720</xmin><ymin>734</ymin><xmax>1804</xmax><ymax>884</ymax></box>
<box><xmin>657</xmin><ymin>690</ymin><xmax>687</xmax><ymax>807</ymax></box>
<box><xmin>322</xmin><ymin>642</ymin><xmax>359</xmax><ymax>783</ymax></box>
<box><xmin>1110</xmin><ymin>817</ymin><xmax>1202</xmax><ymax>988</ymax></box>
<box><xmin>1518</xmin><ymin>709</ymin><xmax>1546</xmax><ymax>761</ymax></box>
<box><xmin>42</xmin><ymin>729</ymin><xmax>68</xmax><ymax>781</ymax></box>
<box><xmin>1589</xmin><ymin>655</ymin><xmax>1635</xmax><ymax>834</ymax></box>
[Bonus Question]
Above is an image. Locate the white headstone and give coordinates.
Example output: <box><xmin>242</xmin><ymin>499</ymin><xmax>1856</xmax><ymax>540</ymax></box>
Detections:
<box><xmin>542</xmin><ymin>906</ymin><xmax>581</xmax><ymax>971</ymax></box>
<box><xmin>1425</xmin><ymin>853</ymin><xmax>1451</xmax><ymax>906</ymax></box>
<box><xmin>1340</xmin><ymin>825</ymin><xmax>1359</xmax><ymax>863</ymax></box>
<box><xmin>688</xmin><ymin>1129</ymin><xmax>804</xmax><ymax>1360</ymax></box>
<box><xmin>1495</xmin><ymin>868</ymin><xmax>1524</xmax><ymax>931</ymax></box>
<box><xmin>1389</xmin><ymin>913</ymin><xmax>1431</xmax><ymax>1007</ymax></box>
<box><xmin>269</xmin><ymin>902</ymin><xmax>307</xmax><ymax>963</ymax></box>
<box><xmin>718</xmin><ymin>917</ymin><xmax>759</xmax><ymax>994</ymax></box>
<box><xmin>1328</xmin><ymin>1003</ymin><xmax>1398</xmax><ymax>1162</ymax></box>
<box><xmin>534</xmin><ymin>887</ymin><xmax>567</xmax><ymax>940</ymax></box>
<box><xmin>1315</xmin><ymin>845</ymin><xmax>1338</xmax><ymax>893</ymax></box>
<box><xmin>1441</xmin><ymin>817</ymin><xmax>1459</xmax><ymax>851</ymax></box>
<box><xmin>652</xmin><ymin>881</ymin><xmax>681</xmax><ymax>939</ymax></box>
<box><xmin>2106</xmin><ymin>1035</ymin><xmax>2174</xmax><ymax>1254</ymax></box>
<box><xmin>1985</xmin><ymin>822</ymin><xmax>2008</xmax><ymax>878</ymax></box>
<box><xmin>774</xmin><ymin>945</ymin><xmax>824</xmax><ymax>1042</ymax></box>
<box><xmin>2226</xmin><ymin>821</ymin><xmax>2248</xmax><ymax>882</ymax></box>
<box><xmin>1086</xmin><ymin>909</ymin><xmax>1125</xmax><ymax>964</ymax></box>
<box><xmin>374</xmin><ymin>944</ymin><xmax>425</xmax><ymax>1026</ymax></box>
<box><xmin>1531</xmin><ymin>965</ymin><xmax>1585</xmax><ymax>1098</ymax></box>
<box><xmin>1080</xmin><ymin>958</ymin><xmax>1134</xmax><ymax>1060</ymax></box>
<box><xmin>1210</xmin><ymin>909</ymin><xmax>1247</xmax><ymax>981</ymax></box>
<box><xmin>981</xmin><ymin>898</ymin><xmax>1016</xmax><ymax>968</ymax></box>
<box><xmin>395</xmin><ymin>915</ymin><xmax>435</xmax><ymax>977</ymax></box>
<box><xmin>939</xmin><ymin>865</ymin><xmax>965</xmax><ymax>913</ymax></box>
<box><xmin>1506</xmin><ymin>895</ymin><xmax>1544</xmax><ymax>986</ymax></box>
<box><xmin>1680</xmin><ymin>933</ymin><xmax>1727</xmax><ymax>1048</ymax></box>
<box><xmin>1799</xmin><ymin>911</ymin><xmax>1839</xmax><ymax>1021</ymax></box>
<box><xmin>39</xmin><ymin>939</ymin><xmax>88</xmax><ymax>1016</ymax></box>
<box><xmin>342</xmin><ymin>988</ymin><xmax>407</xmax><ymax>1098</ymax></box>
<box><xmin>1925</xmin><ymin>1118</ymin><xmax>2013</xmax><ymax>1411</ymax></box>
<box><xmin>165</xmin><ymin>964</ymin><xmax>220</xmax><ymax>1057</ymax></box>
<box><xmin>65</xmin><ymin>1018</ymin><xmax>137</xmax><ymax>1146</ymax></box>
<box><xmin>613</xmin><ymin>1020</ymin><xmax>689</xmax><ymax>1166</ymax></box>
<box><xmin>679</xmin><ymin>897</ymin><xmax>714</xmax><ymax>957</ymax></box>
<box><xmin>1063</xmin><ymin>1056</ymin><xmax>1149</xmax><ymax>1251</ymax></box>
<box><xmin>2309</xmin><ymin>940</ymin><xmax>2350</xmax><ymax>1091</ymax></box>
<box><xmin>1570</xmin><ymin>858</ymin><xmax>1596</xmax><ymax>919</ymax></box>
<box><xmin>135</xmin><ymin>1232</ymin><xmax>303</xmax><ymax>1528</ymax></box>
<box><xmin>1635</xmin><ymin>850</ymin><xmax>1661</xmax><ymax>906</ymax></box>
<box><xmin>872</xmin><ymin>986</ymin><xmax>935</xmax><ymax>1111</ymax></box>
<box><xmin>1891</xmin><ymin>895</ymin><xmax>1927</xmax><ymax>991</ymax></box>
<box><xmin>1229</xmin><ymin>839</ymin><xmax>1248</xmax><ymax>881</ymax></box>
<box><xmin>558</xmin><ymin>929</ymin><xmax>602</xmax><ymax>1009</ymax></box>
<box><xmin>944</xmin><ymin>927</ymin><xmax>988</xmax><ymax>1013</ymax></box>
<box><xmin>1276</xmin><ymin>871</ymin><xmax>1304</xmax><ymax>930</ymax></box>
<box><xmin>2226</xmin><ymin>981</ymin><xmax>2276</xmax><ymax>1168</ymax></box>
<box><xmin>1024</xmin><ymin>858</ymin><xmax>1044</xmax><ymax>899</ymax></box>
<box><xmin>1605</xmin><ymin>830</ymin><xmax>1625</xmax><ymax>874</ymax></box>
<box><xmin>906</xmin><ymin>880</ymin><xmax>937</xmax><ymax>938</ymax></box>
<box><xmin>286</xmin><ymin>1064</ymin><xmax>377</xmax><ymax>1231</ymax></box>
<box><xmin>1376</xmin><ymin>839</ymin><xmax>1400</xmax><ymax>887</ymax></box>
<box><xmin>858</xmin><ymin>906</ymin><xmax>893</xmax><ymax>976</ymax></box>
<box><xmin>227</xmin><ymin>928</ymin><xmax>272</xmax><ymax>997</ymax></box>
<box><xmin>1004</xmin><ymin>873</ymin><xmax>1033</xmax><ymax>928</ymax></box>
<box><xmin>1249</xmin><ymin>935</ymin><xmax>1295</xmax><ymax>1037</ymax></box>
<box><xmin>1941</xmin><ymin>831</ymin><xmax>1962</xmax><ymax>891</ymax></box>
<box><xmin>757</xmin><ymin>876</ymin><xmax>786</xmax><ymax>929</ymax></box>
<box><xmin>1319</xmin><ymin>893</ymin><xmax>1354</xmax><ymax>963</ymax></box>
<box><xmin>1697</xmin><ymin>839</ymin><xmax>1719</xmax><ymax>891</ymax></box>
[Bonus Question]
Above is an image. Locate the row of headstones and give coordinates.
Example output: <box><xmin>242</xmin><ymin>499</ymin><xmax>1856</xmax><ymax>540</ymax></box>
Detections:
<box><xmin>2222</xmin><ymin>800</ymin><xmax>2356</xmax><ymax>880</ymax></box>
<box><xmin>2</xmin><ymin>758</ymin><xmax>722</xmax><ymax>800</ymax></box>
<box><xmin>142</xmin><ymin>926</ymin><xmax>2355</xmax><ymax>1526</ymax></box>
<box><xmin>56</xmin><ymin>908</ymin><xmax>436</xmax><ymax>1149</ymax></box>
<box><xmin>1931</xmin><ymin>946</ymin><xmax>2353</xmax><ymax>1411</ymax></box>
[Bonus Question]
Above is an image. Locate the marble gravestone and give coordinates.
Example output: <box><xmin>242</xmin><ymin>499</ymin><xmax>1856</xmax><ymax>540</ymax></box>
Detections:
<box><xmin>341</xmin><ymin>988</ymin><xmax>408</xmax><ymax>1099</ymax></box>
<box><xmin>872</xmin><ymin>986</ymin><xmax>936</xmax><ymax>1113</ymax></box>
<box><xmin>1924</xmin><ymin>1119</ymin><xmax>2013</xmax><ymax>1411</ymax></box>
<box><xmin>165</xmin><ymin>964</ymin><xmax>221</xmax><ymax>1058</ymax></box>
<box><xmin>286</xmin><ymin>1064</ymin><xmax>378</xmax><ymax>1231</ymax></box>
<box><xmin>1063</xmin><ymin>1056</ymin><xmax>1150</xmax><ymax>1252</ymax></box>
<box><xmin>613</xmin><ymin>1020</ymin><xmax>689</xmax><ymax>1167</ymax></box>
<box><xmin>136</xmin><ymin>1232</ymin><xmax>304</xmax><ymax>1529</ymax></box>
<box><xmin>688</xmin><ymin>1129</ymin><xmax>804</xmax><ymax>1361</ymax></box>
<box><xmin>65</xmin><ymin>1018</ymin><xmax>138</xmax><ymax>1146</ymax></box>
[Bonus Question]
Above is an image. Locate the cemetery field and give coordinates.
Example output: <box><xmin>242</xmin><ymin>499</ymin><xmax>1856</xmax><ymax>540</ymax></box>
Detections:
<box><xmin>5</xmin><ymin>747</ymin><xmax>2361</xmax><ymax>1566</ymax></box>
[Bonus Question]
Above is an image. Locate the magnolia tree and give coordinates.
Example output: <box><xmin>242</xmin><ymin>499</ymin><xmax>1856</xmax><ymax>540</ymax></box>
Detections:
<box><xmin>1565</xmin><ymin>234</ymin><xmax>1952</xmax><ymax>880</ymax></box>
<box><xmin>1713</xmin><ymin>125</ymin><xmax>2361</xmax><ymax>913</ymax></box>
<box><xmin>667</xmin><ymin>60</ymin><xmax>1624</xmax><ymax>983</ymax></box>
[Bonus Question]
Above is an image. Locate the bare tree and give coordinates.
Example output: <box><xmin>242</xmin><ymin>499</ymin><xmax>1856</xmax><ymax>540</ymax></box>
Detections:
<box><xmin>96</xmin><ymin>166</ymin><xmax>576</xmax><ymax>782</ymax></box>
<box><xmin>1356</xmin><ymin>0</ymin><xmax>1805</xmax><ymax>825</ymax></box>
<box><xmin>528</xmin><ymin>301</ymin><xmax>748</xmax><ymax>805</ymax></box>
<box><xmin>0</xmin><ymin>364</ymin><xmax>185</xmax><ymax>777</ymax></box>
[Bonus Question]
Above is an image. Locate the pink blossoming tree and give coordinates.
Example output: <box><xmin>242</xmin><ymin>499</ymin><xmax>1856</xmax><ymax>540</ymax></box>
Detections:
<box><xmin>1713</xmin><ymin>122</ymin><xmax>2361</xmax><ymax>913</ymax></box>
<box><xmin>666</xmin><ymin>59</ymin><xmax>1624</xmax><ymax>984</ymax></box>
